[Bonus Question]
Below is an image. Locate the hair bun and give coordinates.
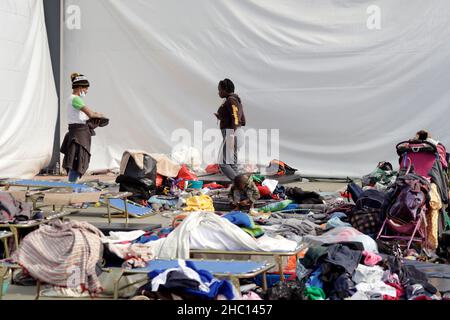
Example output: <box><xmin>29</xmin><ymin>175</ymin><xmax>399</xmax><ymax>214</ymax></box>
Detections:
<box><xmin>71</xmin><ymin>73</ymin><xmax>81</xmax><ymax>82</ymax></box>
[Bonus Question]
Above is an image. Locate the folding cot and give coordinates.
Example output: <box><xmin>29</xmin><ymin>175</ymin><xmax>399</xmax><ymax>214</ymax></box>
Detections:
<box><xmin>190</xmin><ymin>244</ymin><xmax>305</xmax><ymax>282</ymax></box>
<box><xmin>0</xmin><ymin>261</ymin><xmax>114</xmax><ymax>300</ymax></box>
<box><xmin>0</xmin><ymin>211</ymin><xmax>72</xmax><ymax>248</ymax></box>
<box><xmin>112</xmin><ymin>259</ymin><xmax>275</xmax><ymax>299</ymax></box>
<box><xmin>0</xmin><ymin>231</ymin><xmax>12</xmax><ymax>259</ymax></box>
<box><xmin>0</xmin><ymin>179</ymin><xmax>157</xmax><ymax>221</ymax></box>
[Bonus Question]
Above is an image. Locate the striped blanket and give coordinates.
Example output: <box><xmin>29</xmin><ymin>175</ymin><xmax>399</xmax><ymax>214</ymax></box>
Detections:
<box><xmin>13</xmin><ymin>220</ymin><xmax>104</xmax><ymax>293</ymax></box>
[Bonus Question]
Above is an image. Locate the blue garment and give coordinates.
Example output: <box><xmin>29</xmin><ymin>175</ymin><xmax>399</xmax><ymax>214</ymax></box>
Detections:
<box><xmin>325</xmin><ymin>216</ymin><xmax>351</xmax><ymax>230</ymax></box>
<box><xmin>135</xmin><ymin>235</ymin><xmax>159</xmax><ymax>244</ymax></box>
<box><xmin>68</xmin><ymin>169</ymin><xmax>80</xmax><ymax>183</ymax></box>
<box><xmin>330</xmin><ymin>212</ymin><xmax>348</xmax><ymax>220</ymax></box>
<box><xmin>222</xmin><ymin>211</ymin><xmax>253</xmax><ymax>229</ymax></box>
<box><xmin>148</xmin><ymin>196</ymin><xmax>178</xmax><ymax>207</ymax></box>
<box><xmin>306</xmin><ymin>265</ymin><xmax>324</xmax><ymax>289</ymax></box>
<box><xmin>149</xmin><ymin>261</ymin><xmax>235</xmax><ymax>300</ymax></box>
<box><xmin>296</xmin><ymin>262</ymin><xmax>310</xmax><ymax>281</ymax></box>
<box><xmin>284</xmin><ymin>203</ymin><xmax>300</xmax><ymax>211</ymax></box>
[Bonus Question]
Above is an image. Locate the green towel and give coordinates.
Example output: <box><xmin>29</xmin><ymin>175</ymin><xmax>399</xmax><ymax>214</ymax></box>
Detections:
<box><xmin>304</xmin><ymin>286</ymin><xmax>326</xmax><ymax>300</ymax></box>
<box><xmin>260</xmin><ymin>200</ymin><xmax>294</xmax><ymax>213</ymax></box>
<box><xmin>242</xmin><ymin>226</ymin><xmax>265</xmax><ymax>238</ymax></box>
<box><xmin>252</xmin><ymin>174</ymin><xmax>265</xmax><ymax>184</ymax></box>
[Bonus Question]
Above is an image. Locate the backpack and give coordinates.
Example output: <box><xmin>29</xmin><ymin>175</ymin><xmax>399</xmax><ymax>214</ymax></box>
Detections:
<box><xmin>349</xmin><ymin>208</ymin><xmax>382</xmax><ymax>235</ymax></box>
<box><xmin>386</xmin><ymin>174</ymin><xmax>430</xmax><ymax>223</ymax></box>
<box><xmin>355</xmin><ymin>189</ymin><xmax>390</xmax><ymax>212</ymax></box>
<box><xmin>348</xmin><ymin>189</ymin><xmax>389</xmax><ymax>235</ymax></box>
<box><xmin>346</xmin><ymin>182</ymin><xmax>364</xmax><ymax>202</ymax></box>
<box><xmin>268</xmin><ymin>160</ymin><xmax>297</xmax><ymax>176</ymax></box>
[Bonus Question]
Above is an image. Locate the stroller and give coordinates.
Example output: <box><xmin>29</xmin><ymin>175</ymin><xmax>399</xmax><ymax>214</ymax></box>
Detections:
<box><xmin>376</xmin><ymin>173</ymin><xmax>430</xmax><ymax>251</ymax></box>
<box><xmin>398</xmin><ymin>139</ymin><xmax>449</xmax><ymax>232</ymax></box>
<box><xmin>397</xmin><ymin>139</ymin><xmax>448</xmax><ymax>202</ymax></box>
<box><xmin>377</xmin><ymin>139</ymin><xmax>449</xmax><ymax>251</ymax></box>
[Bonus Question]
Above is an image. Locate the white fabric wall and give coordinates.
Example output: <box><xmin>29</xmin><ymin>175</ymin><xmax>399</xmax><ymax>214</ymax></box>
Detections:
<box><xmin>63</xmin><ymin>0</ymin><xmax>450</xmax><ymax>178</ymax></box>
<box><xmin>0</xmin><ymin>0</ymin><xmax>58</xmax><ymax>178</ymax></box>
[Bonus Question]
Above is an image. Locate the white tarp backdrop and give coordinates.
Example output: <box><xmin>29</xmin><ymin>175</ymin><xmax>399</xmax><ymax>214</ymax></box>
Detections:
<box><xmin>63</xmin><ymin>0</ymin><xmax>450</xmax><ymax>178</ymax></box>
<box><xmin>0</xmin><ymin>0</ymin><xmax>58</xmax><ymax>178</ymax></box>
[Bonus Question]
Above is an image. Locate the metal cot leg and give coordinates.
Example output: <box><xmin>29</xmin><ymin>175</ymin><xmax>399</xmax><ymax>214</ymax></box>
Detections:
<box><xmin>124</xmin><ymin>198</ymin><xmax>129</xmax><ymax>226</ymax></box>
<box><xmin>113</xmin><ymin>270</ymin><xmax>125</xmax><ymax>300</ymax></box>
<box><xmin>106</xmin><ymin>197</ymin><xmax>112</xmax><ymax>225</ymax></box>
<box><xmin>35</xmin><ymin>280</ymin><xmax>41</xmax><ymax>300</ymax></box>
<box><xmin>2</xmin><ymin>239</ymin><xmax>9</xmax><ymax>258</ymax></box>
<box><xmin>10</xmin><ymin>227</ymin><xmax>19</xmax><ymax>250</ymax></box>
<box><xmin>229</xmin><ymin>276</ymin><xmax>241</xmax><ymax>294</ymax></box>
<box><xmin>275</xmin><ymin>255</ymin><xmax>285</xmax><ymax>282</ymax></box>
<box><xmin>262</xmin><ymin>271</ymin><xmax>268</xmax><ymax>291</ymax></box>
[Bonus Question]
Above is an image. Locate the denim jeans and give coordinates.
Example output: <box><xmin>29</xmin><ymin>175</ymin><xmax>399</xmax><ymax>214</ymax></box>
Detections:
<box><xmin>68</xmin><ymin>169</ymin><xmax>81</xmax><ymax>183</ymax></box>
<box><xmin>219</xmin><ymin>129</ymin><xmax>244</xmax><ymax>181</ymax></box>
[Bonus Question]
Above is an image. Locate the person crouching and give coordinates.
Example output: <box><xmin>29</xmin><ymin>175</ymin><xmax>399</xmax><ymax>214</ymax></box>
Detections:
<box><xmin>228</xmin><ymin>174</ymin><xmax>260</xmax><ymax>211</ymax></box>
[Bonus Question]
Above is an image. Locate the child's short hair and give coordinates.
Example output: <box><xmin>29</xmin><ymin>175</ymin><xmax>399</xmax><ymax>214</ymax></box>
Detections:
<box><xmin>234</xmin><ymin>174</ymin><xmax>249</xmax><ymax>186</ymax></box>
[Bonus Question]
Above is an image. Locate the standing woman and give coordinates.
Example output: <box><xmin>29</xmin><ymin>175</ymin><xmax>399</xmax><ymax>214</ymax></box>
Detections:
<box><xmin>61</xmin><ymin>73</ymin><xmax>104</xmax><ymax>183</ymax></box>
<box><xmin>215</xmin><ymin>79</ymin><xmax>246</xmax><ymax>180</ymax></box>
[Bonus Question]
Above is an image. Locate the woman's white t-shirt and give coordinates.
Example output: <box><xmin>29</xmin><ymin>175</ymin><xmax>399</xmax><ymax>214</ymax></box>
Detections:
<box><xmin>68</xmin><ymin>94</ymin><xmax>89</xmax><ymax>124</ymax></box>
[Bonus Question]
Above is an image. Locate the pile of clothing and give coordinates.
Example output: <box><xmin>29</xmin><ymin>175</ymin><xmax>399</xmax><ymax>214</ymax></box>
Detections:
<box><xmin>103</xmin><ymin>228</ymin><xmax>174</xmax><ymax>269</ymax></box>
<box><xmin>260</xmin><ymin>213</ymin><xmax>327</xmax><ymax>243</ymax></box>
<box><xmin>11</xmin><ymin>220</ymin><xmax>104</xmax><ymax>294</ymax></box>
<box><xmin>135</xmin><ymin>260</ymin><xmax>237</xmax><ymax>300</ymax></box>
<box><xmin>285</xmin><ymin>187</ymin><xmax>325</xmax><ymax>205</ymax></box>
<box><xmin>148</xmin><ymin>195</ymin><xmax>180</xmax><ymax>212</ymax></box>
<box><xmin>223</xmin><ymin>211</ymin><xmax>265</xmax><ymax>238</ymax></box>
<box><xmin>362</xmin><ymin>162</ymin><xmax>397</xmax><ymax>192</ymax></box>
<box><xmin>297</xmin><ymin>242</ymin><xmax>442</xmax><ymax>300</ymax></box>
<box><xmin>0</xmin><ymin>192</ymin><xmax>40</xmax><ymax>224</ymax></box>
<box><xmin>182</xmin><ymin>195</ymin><xmax>215</xmax><ymax>212</ymax></box>
<box><xmin>248</xmin><ymin>175</ymin><xmax>286</xmax><ymax>201</ymax></box>
<box><xmin>104</xmin><ymin>212</ymin><xmax>299</xmax><ymax>267</ymax></box>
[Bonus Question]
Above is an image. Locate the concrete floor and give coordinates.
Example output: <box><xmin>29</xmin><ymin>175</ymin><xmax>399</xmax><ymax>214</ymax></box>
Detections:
<box><xmin>2</xmin><ymin>176</ymin><xmax>347</xmax><ymax>300</ymax></box>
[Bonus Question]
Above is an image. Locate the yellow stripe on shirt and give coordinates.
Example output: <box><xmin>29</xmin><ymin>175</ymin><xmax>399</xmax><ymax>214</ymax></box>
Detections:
<box><xmin>232</xmin><ymin>105</ymin><xmax>239</xmax><ymax>126</ymax></box>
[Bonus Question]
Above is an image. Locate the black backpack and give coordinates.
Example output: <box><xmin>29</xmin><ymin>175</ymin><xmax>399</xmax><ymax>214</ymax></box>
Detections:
<box><xmin>349</xmin><ymin>189</ymin><xmax>390</xmax><ymax>234</ymax></box>
<box><xmin>355</xmin><ymin>189</ymin><xmax>390</xmax><ymax>212</ymax></box>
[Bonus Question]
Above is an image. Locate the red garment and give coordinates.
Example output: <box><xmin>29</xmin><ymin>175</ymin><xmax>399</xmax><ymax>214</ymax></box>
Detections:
<box><xmin>205</xmin><ymin>164</ymin><xmax>220</xmax><ymax>174</ymax></box>
<box><xmin>340</xmin><ymin>191</ymin><xmax>352</xmax><ymax>199</ymax></box>
<box><xmin>203</xmin><ymin>183</ymin><xmax>225</xmax><ymax>190</ymax></box>
<box><xmin>156</xmin><ymin>174</ymin><xmax>164</xmax><ymax>187</ymax></box>
<box><xmin>176</xmin><ymin>165</ymin><xmax>198</xmax><ymax>190</ymax></box>
<box><xmin>412</xmin><ymin>295</ymin><xmax>432</xmax><ymax>300</ymax></box>
<box><xmin>257</xmin><ymin>185</ymin><xmax>272</xmax><ymax>198</ymax></box>
<box><xmin>383</xmin><ymin>282</ymin><xmax>404</xmax><ymax>300</ymax></box>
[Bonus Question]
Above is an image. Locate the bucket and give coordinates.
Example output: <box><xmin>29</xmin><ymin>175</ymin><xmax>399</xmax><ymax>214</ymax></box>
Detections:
<box><xmin>187</xmin><ymin>180</ymin><xmax>203</xmax><ymax>190</ymax></box>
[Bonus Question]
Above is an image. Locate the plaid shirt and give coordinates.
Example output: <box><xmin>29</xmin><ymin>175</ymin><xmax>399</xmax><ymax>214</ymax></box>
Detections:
<box><xmin>349</xmin><ymin>209</ymin><xmax>382</xmax><ymax>235</ymax></box>
<box><xmin>229</xmin><ymin>177</ymin><xmax>260</xmax><ymax>204</ymax></box>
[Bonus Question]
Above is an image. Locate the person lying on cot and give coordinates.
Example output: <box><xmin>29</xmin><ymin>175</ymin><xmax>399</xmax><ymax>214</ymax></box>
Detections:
<box><xmin>228</xmin><ymin>174</ymin><xmax>260</xmax><ymax>211</ymax></box>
